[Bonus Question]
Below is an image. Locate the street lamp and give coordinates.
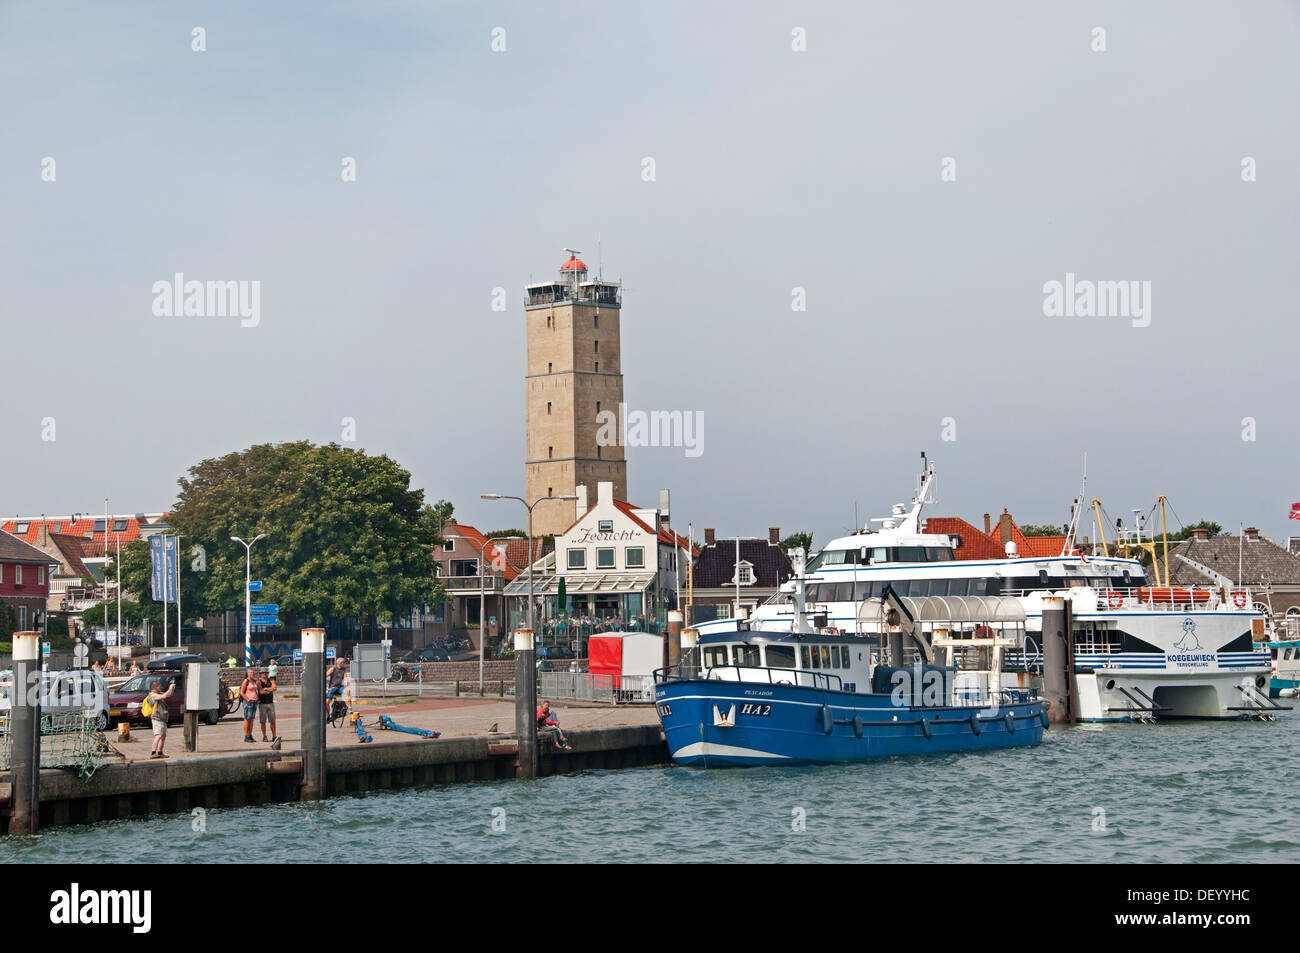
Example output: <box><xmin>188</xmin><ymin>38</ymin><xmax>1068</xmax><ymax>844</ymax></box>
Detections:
<box><xmin>481</xmin><ymin>493</ymin><xmax>575</xmax><ymax>780</ymax></box>
<box><xmin>480</xmin><ymin>494</ymin><xmax>576</xmax><ymax>637</ymax></box>
<box><xmin>448</xmin><ymin>533</ymin><xmax>523</xmax><ymax>693</ymax></box>
<box><xmin>230</xmin><ymin>534</ymin><xmax>266</xmax><ymax>668</ymax></box>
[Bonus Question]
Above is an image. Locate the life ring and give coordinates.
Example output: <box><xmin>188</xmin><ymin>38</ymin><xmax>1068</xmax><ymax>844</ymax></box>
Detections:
<box><xmin>1108</xmin><ymin>591</ymin><xmax>1124</xmax><ymax>609</ymax></box>
<box><xmin>1232</xmin><ymin>590</ymin><xmax>1247</xmax><ymax>608</ymax></box>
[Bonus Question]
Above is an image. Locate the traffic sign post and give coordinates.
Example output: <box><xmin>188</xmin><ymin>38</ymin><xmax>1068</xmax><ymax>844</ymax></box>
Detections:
<box><xmin>249</xmin><ymin>580</ymin><xmax>262</xmax><ymax>592</ymax></box>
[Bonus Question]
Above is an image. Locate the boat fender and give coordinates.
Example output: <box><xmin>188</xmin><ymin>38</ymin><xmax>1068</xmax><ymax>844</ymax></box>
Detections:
<box><xmin>1039</xmin><ymin>709</ymin><xmax>1049</xmax><ymax>729</ymax></box>
<box><xmin>920</xmin><ymin>716</ymin><xmax>932</xmax><ymax>739</ymax></box>
<box><xmin>821</xmin><ymin>704</ymin><xmax>833</xmax><ymax>735</ymax></box>
<box><xmin>1005</xmin><ymin>712</ymin><xmax>1016</xmax><ymax>734</ymax></box>
<box><xmin>969</xmin><ymin>712</ymin><xmax>981</xmax><ymax>735</ymax></box>
<box><xmin>852</xmin><ymin>714</ymin><xmax>863</xmax><ymax>739</ymax></box>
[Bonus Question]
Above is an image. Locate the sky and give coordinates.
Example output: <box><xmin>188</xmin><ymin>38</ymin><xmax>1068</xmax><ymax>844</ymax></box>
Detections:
<box><xmin>2</xmin><ymin>1</ymin><xmax>1298</xmax><ymax>548</ymax></box>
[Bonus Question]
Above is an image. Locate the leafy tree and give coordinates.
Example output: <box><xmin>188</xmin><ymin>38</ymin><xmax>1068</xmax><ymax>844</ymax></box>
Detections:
<box><xmin>780</xmin><ymin>531</ymin><xmax>814</xmax><ymax>554</ymax></box>
<box><xmin>155</xmin><ymin>442</ymin><xmax>445</xmax><ymax>626</ymax></box>
<box><xmin>0</xmin><ymin>602</ymin><xmax>16</xmax><ymax>640</ymax></box>
<box><xmin>1168</xmin><ymin>520</ymin><xmax>1225</xmax><ymax>541</ymax></box>
<box><xmin>1019</xmin><ymin>523</ymin><xmax>1066</xmax><ymax>537</ymax></box>
<box><xmin>485</xmin><ymin>529</ymin><xmax>527</xmax><ymax>540</ymax></box>
<box><xmin>79</xmin><ymin>600</ymin><xmax>149</xmax><ymax>630</ymax></box>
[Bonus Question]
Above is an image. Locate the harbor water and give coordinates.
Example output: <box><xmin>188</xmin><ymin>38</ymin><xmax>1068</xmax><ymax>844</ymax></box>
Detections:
<box><xmin>5</xmin><ymin>714</ymin><xmax>1298</xmax><ymax>864</ymax></box>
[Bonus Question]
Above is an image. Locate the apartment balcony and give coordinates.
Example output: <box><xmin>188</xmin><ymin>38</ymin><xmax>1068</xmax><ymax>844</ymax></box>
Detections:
<box><xmin>439</xmin><ymin>574</ymin><xmax>507</xmax><ymax>595</ymax></box>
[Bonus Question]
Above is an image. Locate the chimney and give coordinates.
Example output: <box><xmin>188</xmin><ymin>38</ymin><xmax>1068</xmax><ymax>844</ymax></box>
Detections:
<box><xmin>659</xmin><ymin>489</ymin><xmax>671</xmax><ymax>526</ymax></box>
<box><xmin>597</xmin><ymin>481</ymin><xmax>613</xmax><ymax>505</ymax></box>
<box><xmin>999</xmin><ymin>509</ymin><xmax>1013</xmax><ymax>545</ymax></box>
<box><xmin>1193</xmin><ymin>527</ymin><xmax>1210</xmax><ymax>541</ymax></box>
<box><xmin>983</xmin><ymin>513</ymin><xmax>991</xmax><ymax>535</ymax></box>
<box><xmin>769</xmin><ymin>527</ymin><xmax>780</xmax><ymax>545</ymax></box>
<box><xmin>38</xmin><ymin>524</ymin><xmax>49</xmax><ymax>547</ymax></box>
<box><xmin>1245</xmin><ymin>526</ymin><xmax>1260</xmax><ymax>541</ymax></box>
<box><xmin>705</xmin><ymin>528</ymin><xmax>716</xmax><ymax>546</ymax></box>
<box><xmin>575</xmin><ymin>484</ymin><xmax>588</xmax><ymax>518</ymax></box>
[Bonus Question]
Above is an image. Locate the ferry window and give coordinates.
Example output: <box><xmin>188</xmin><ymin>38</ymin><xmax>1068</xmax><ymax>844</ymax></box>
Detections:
<box><xmin>947</xmin><ymin>579</ymin><xmax>969</xmax><ymax>597</ymax></box>
<box><xmin>833</xmin><ymin>582</ymin><xmax>853</xmax><ymax>602</ymax></box>
<box><xmin>810</xmin><ymin>647</ymin><xmax>821</xmax><ymax>669</ymax></box>
<box><xmin>800</xmin><ymin>646</ymin><xmax>811</xmax><ymax>668</ymax></box>
<box><xmin>869</xmin><ymin>548</ymin><xmax>888</xmax><ymax>564</ymax></box>
<box><xmin>890</xmin><ymin>580</ymin><xmax>911</xmax><ymax>597</ymax></box>
<box><xmin>765</xmin><ymin>645</ymin><xmax>796</xmax><ymax>668</ymax></box>
<box><xmin>819</xmin><ymin>646</ymin><xmax>832</xmax><ymax>668</ymax></box>
<box><xmin>929</xmin><ymin>548</ymin><xmax>954</xmax><ymax>561</ymax></box>
<box><xmin>735</xmin><ymin>645</ymin><xmax>761</xmax><ymax>667</ymax></box>
<box><xmin>821</xmin><ymin>550</ymin><xmax>849</xmax><ymax>566</ymax></box>
<box><xmin>896</xmin><ymin>547</ymin><xmax>925</xmax><ymax>563</ymax></box>
<box><xmin>854</xmin><ymin>580</ymin><xmax>876</xmax><ymax>600</ymax></box>
<box><xmin>929</xmin><ymin>578</ymin><xmax>949</xmax><ymax>597</ymax></box>
<box><xmin>804</xmin><ymin>584</ymin><xmax>821</xmax><ymax>603</ymax></box>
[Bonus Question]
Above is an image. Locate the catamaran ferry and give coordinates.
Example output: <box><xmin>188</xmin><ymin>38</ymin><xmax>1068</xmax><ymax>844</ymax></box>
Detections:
<box><xmin>692</xmin><ymin>456</ymin><xmax>1279</xmax><ymax>722</ymax></box>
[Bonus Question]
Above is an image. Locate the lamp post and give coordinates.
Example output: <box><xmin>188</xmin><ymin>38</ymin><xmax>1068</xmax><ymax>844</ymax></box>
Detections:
<box><xmin>448</xmin><ymin>533</ymin><xmax>523</xmax><ymax>694</ymax></box>
<box><xmin>230</xmin><ymin>534</ymin><xmax>265</xmax><ymax>668</ymax></box>
<box><xmin>481</xmin><ymin>493</ymin><xmax>575</xmax><ymax>779</ymax></box>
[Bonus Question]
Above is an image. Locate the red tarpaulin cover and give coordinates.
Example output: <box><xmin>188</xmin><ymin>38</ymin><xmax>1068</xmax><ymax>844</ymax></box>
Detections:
<box><xmin>588</xmin><ymin>635</ymin><xmax>623</xmax><ymax>689</ymax></box>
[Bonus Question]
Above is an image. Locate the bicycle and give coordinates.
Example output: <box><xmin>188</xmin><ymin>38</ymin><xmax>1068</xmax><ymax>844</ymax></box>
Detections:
<box><xmin>327</xmin><ymin>692</ymin><xmax>349</xmax><ymax>728</ymax></box>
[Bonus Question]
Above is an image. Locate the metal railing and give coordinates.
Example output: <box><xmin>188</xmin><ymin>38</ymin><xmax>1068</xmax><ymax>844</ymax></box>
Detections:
<box><xmin>538</xmin><ymin>671</ymin><xmax>653</xmax><ymax>703</ymax></box>
<box><xmin>1004</xmin><ymin>586</ymin><xmax>1253</xmax><ymax>612</ymax></box>
<box><xmin>654</xmin><ymin>663</ymin><xmax>844</xmax><ymax>692</ymax></box>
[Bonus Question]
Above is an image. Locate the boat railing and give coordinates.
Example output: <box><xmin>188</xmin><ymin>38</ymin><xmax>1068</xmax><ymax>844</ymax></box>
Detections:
<box><xmin>1005</xmin><ymin>586</ymin><xmax>1253</xmax><ymax>612</ymax></box>
<box><xmin>653</xmin><ymin>664</ymin><xmax>843</xmax><ymax>691</ymax></box>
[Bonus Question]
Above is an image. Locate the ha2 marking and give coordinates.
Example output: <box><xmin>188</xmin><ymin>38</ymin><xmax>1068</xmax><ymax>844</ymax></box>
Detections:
<box><xmin>740</xmin><ymin>703</ymin><xmax>772</xmax><ymax>717</ymax></box>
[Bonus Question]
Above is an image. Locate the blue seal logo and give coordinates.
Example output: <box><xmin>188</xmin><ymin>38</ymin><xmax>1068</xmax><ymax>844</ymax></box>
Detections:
<box><xmin>1173</xmin><ymin>617</ymin><xmax>1201</xmax><ymax>651</ymax></box>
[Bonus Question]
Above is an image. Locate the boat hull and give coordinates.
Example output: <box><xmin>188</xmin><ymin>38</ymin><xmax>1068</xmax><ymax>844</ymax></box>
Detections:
<box><xmin>654</xmin><ymin>678</ymin><xmax>1045</xmax><ymax>766</ymax></box>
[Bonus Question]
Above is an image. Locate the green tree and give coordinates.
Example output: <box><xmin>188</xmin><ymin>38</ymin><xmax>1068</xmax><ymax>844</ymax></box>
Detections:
<box><xmin>156</xmin><ymin>442</ymin><xmax>444</xmax><ymax>626</ymax></box>
<box><xmin>780</xmin><ymin>531</ymin><xmax>814</xmax><ymax>553</ymax></box>
<box><xmin>1019</xmin><ymin>523</ymin><xmax>1065</xmax><ymax>537</ymax></box>
<box><xmin>1168</xmin><ymin>520</ymin><xmax>1225</xmax><ymax>541</ymax></box>
<box><xmin>0</xmin><ymin>602</ymin><xmax>16</xmax><ymax>640</ymax></box>
<box><xmin>485</xmin><ymin>529</ymin><xmax>527</xmax><ymax>540</ymax></box>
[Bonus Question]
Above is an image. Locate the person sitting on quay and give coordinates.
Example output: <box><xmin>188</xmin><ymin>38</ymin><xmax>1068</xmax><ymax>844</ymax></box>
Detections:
<box><xmin>146</xmin><ymin>677</ymin><xmax>177</xmax><ymax>760</ymax></box>
<box><xmin>128</xmin><ymin>660</ymin><xmax>142</xmax><ymax>676</ymax></box>
<box><xmin>536</xmin><ymin>700</ymin><xmax>572</xmax><ymax>750</ymax></box>
<box><xmin>239</xmin><ymin>667</ymin><xmax>260</xmax><ymax>743</ymax></box>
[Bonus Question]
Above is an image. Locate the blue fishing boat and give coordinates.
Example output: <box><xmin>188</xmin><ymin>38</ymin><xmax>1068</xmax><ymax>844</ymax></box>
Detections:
<box><xmin>655</xmin><ymin>536</ymin><xmax>1048</xmax><ymax>767</ymax></box>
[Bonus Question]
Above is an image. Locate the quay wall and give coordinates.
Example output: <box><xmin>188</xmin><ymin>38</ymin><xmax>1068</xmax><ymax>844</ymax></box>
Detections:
<box><xmin>0</xmin><ymin>725</ymin><xmax>667</xmax><ymax>835</ymax></box>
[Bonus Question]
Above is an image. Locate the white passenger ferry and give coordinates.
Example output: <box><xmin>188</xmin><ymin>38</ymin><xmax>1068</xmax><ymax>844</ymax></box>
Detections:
<box><xmin>694</xmin><ymin>457</ymin><xmax>1279</xmax><ymax>721</ymax></box>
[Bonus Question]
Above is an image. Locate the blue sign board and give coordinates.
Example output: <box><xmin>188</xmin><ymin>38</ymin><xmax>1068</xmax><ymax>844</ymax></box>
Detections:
<box><xmin>326</xmin><ymin>648</ymin><xmax>336</xmax><ymax>659</ymax></box>
<box><xmin>293</xmin><ymin>649</ymin><xmax>302</xmax><ymax>661</ymax></box>
<box><xmin>149</xmin><ymin>536</ymin><xmax>178</xmax><ymax>604</ymax></box>
<box><xmin>249</xmin><ymin>580</ymin><xmax>262</xmax><ymax>592</ymax></box>
<box><xmin>251</xmin><ymin>603</ymin><xmax>278</xmax><ymax>613</ymax></box>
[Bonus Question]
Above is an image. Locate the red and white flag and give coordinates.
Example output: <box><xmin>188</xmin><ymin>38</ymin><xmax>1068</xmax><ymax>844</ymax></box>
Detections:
<box><xmin>1290</xmin><ymin>502</ymin><xmax>1300</xmax><ymax>521</ymax></box>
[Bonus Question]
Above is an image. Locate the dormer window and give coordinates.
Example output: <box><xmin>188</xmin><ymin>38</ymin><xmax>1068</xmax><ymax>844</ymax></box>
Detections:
<box><xmin>732</xmin><ymin>561</ymin><xmax>755</xmax><ymax>586</ymax></box>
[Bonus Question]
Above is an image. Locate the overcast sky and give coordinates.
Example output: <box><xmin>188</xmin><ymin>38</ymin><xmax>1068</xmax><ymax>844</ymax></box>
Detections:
<box><xmin>2</xmin><ymin>1</ymin><xmax>1297</xmax><ymax>548</ymax></box>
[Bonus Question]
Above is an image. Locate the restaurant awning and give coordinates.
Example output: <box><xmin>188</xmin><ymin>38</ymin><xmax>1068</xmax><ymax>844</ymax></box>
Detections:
<box><xmin>503</xmin><ymin>572</ymin><xmax>656</xmax><ymax>597</ymax></box>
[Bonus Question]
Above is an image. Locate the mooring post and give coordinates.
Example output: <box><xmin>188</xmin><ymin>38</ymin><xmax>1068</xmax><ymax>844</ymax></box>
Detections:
<box><xmin>301</xmin><ymin>628</ymin><xmax>326</xmax><ymax>800</ymax></box>
<box><xmin>666</xmin><ymin>610</ymin><xmax>683</xmax><ymax>670</ymax></box>
<box><xmin>515</xmin><ymin>627</ymin><xmax>537</xmax><ymax>778</ymax></box>
<box><xmin>10</xmin><ymin>631</ymin><xmax>41</xmax><ymax>834</ymax></box>
<box><xmin>680</xmin><ymin>628</ymin><xmax>698</xmax><ymax>678</ymax></box>
<box><xmin>1041</xmin><ymin>595</ymin><xmax>1071</xmax><ymax>724</ymax></box>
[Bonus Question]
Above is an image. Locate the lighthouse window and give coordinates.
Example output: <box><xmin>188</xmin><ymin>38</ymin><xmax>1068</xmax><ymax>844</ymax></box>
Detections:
<box><xmin>765</xmin><ymin>645</ymin><xmax>796</xmax><ymax>668</ymax></box>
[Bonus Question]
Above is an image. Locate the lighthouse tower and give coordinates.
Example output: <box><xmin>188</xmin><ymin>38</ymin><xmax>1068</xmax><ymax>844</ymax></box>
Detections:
<box><xmin>524</xmin><ymin>251</ymin><xmax>627</xmax><ymax>536</ymax></box>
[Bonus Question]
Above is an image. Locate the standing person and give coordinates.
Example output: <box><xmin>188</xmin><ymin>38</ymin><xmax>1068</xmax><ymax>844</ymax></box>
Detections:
<box><xmin>146</xmin><ymin>677</ymin><xmax>176</xmax><ymax>759</ymax></box>
<box><xmin>239</xmin><ymin>667</ymin><xmax>260</xmax><ymax>743</ymax></box>
<box><xmin>258</xmin><ymin>665</ymin><xmax>278</xmax><ymax>743</ymax></box>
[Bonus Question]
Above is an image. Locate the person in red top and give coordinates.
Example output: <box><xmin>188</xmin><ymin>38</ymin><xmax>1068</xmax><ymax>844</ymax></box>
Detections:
<box><xmin>535</xmin><ymin>700</ymin><xmax>571</xmax><ymax>750</ymax></box>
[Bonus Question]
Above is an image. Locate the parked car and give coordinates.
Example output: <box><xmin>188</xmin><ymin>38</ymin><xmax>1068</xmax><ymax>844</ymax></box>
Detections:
<box><xmin>265</xmin><ymin>654</ymin><xmax>301</xmax><ymax>668</ymax></box>
<box><xmin>0</xmin><ymin>669</ymin><xmax>110</xmax><ymax>731</ymax></box>
<box><xmin>109</xmin><ymin>657</ymin><xmax>222</xmax><ymax>726</ymax></box>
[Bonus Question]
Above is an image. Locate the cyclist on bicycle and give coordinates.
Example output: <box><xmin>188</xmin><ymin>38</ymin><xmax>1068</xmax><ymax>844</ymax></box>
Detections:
<box><xmin>325</xmin><ymin>657</ymin><xmax>347</xmax><ymax>701</ymax></box>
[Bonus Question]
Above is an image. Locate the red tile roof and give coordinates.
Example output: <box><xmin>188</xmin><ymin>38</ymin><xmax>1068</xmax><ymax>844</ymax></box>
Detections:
<box><xmin>439</xmin><ymin>522</ymin><xmax>549</xmax><ymax>582</ymax></box>
<box><xmin>0</xmin><ymin>515</ymin><xmax>159</xmax><ymax>558</ymax></box>
<box><xmin>925</xmin><ymin>517</ymin><xmax>1076</xmax><ymax>560</ymax></box>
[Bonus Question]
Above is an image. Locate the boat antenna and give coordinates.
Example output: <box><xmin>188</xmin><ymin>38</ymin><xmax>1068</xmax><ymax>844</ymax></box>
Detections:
<box><xmin>1061</xmin><ymin>454</ymin><xmax>1087</xmax><ymax>557</ymax></box>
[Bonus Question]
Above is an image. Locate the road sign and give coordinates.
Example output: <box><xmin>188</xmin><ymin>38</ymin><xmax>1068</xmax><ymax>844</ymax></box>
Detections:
<box><xmin>250</xmin><ymin>603</ymin><xmax>278</xmax><ymax>614</ymax></box>
<box><xmin>42</xmin><ymin>642</ymin><xmax>51</xmax><ymax>655</ymax></box>
<box><xmin>293</xmin><ymin>649</ymin><xmax>303</xmax><ymax>661</ymax></box>
<box><xmin>249</xmin><ymin>580</ymin><xmax>262</xmax><ymax>592</ymax></box>
<box><xmin>326</xmin><ymin>648</ymin><xmax>336</xmax><ymax>659</ymax></box>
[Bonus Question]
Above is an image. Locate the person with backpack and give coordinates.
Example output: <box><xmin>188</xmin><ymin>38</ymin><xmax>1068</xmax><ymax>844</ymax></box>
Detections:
<box><xmin>258</xmin><ymin>666</ymin><xmax>278</xmax><ymax>743</ymax></box>
<box><xmin>239</xmin><ymin>667</ymin><xmax>260</xmax><ymax>743</ymax></box>
<box><xmin>145</xmin><ymin>677</ymin><xmax>176</xmax><ymax>759</ymax></box>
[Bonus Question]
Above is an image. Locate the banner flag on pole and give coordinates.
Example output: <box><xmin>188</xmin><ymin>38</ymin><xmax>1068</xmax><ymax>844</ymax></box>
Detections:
<box><xmin>149</xmin><ymin>535</ymin><xmax>179</xmax><ymax>603</ymax></box>
<box><xmin>1289</xmin><ymin>503</ymin><xmax>1300</xmax><ymax>521</ymax></box>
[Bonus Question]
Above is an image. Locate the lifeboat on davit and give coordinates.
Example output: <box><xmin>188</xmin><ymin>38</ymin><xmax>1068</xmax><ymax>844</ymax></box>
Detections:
<box><xmin>1136</xmin><ymin>586</ymin><xmax>1213</xmax><ymax>605</ymax></box>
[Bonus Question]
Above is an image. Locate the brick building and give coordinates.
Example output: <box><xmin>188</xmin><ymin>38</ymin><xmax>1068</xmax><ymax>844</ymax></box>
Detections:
<box><xmin>0</xmin><ymin>529</ymin><xmax>57</xmax><ymax>633</ymax></box>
